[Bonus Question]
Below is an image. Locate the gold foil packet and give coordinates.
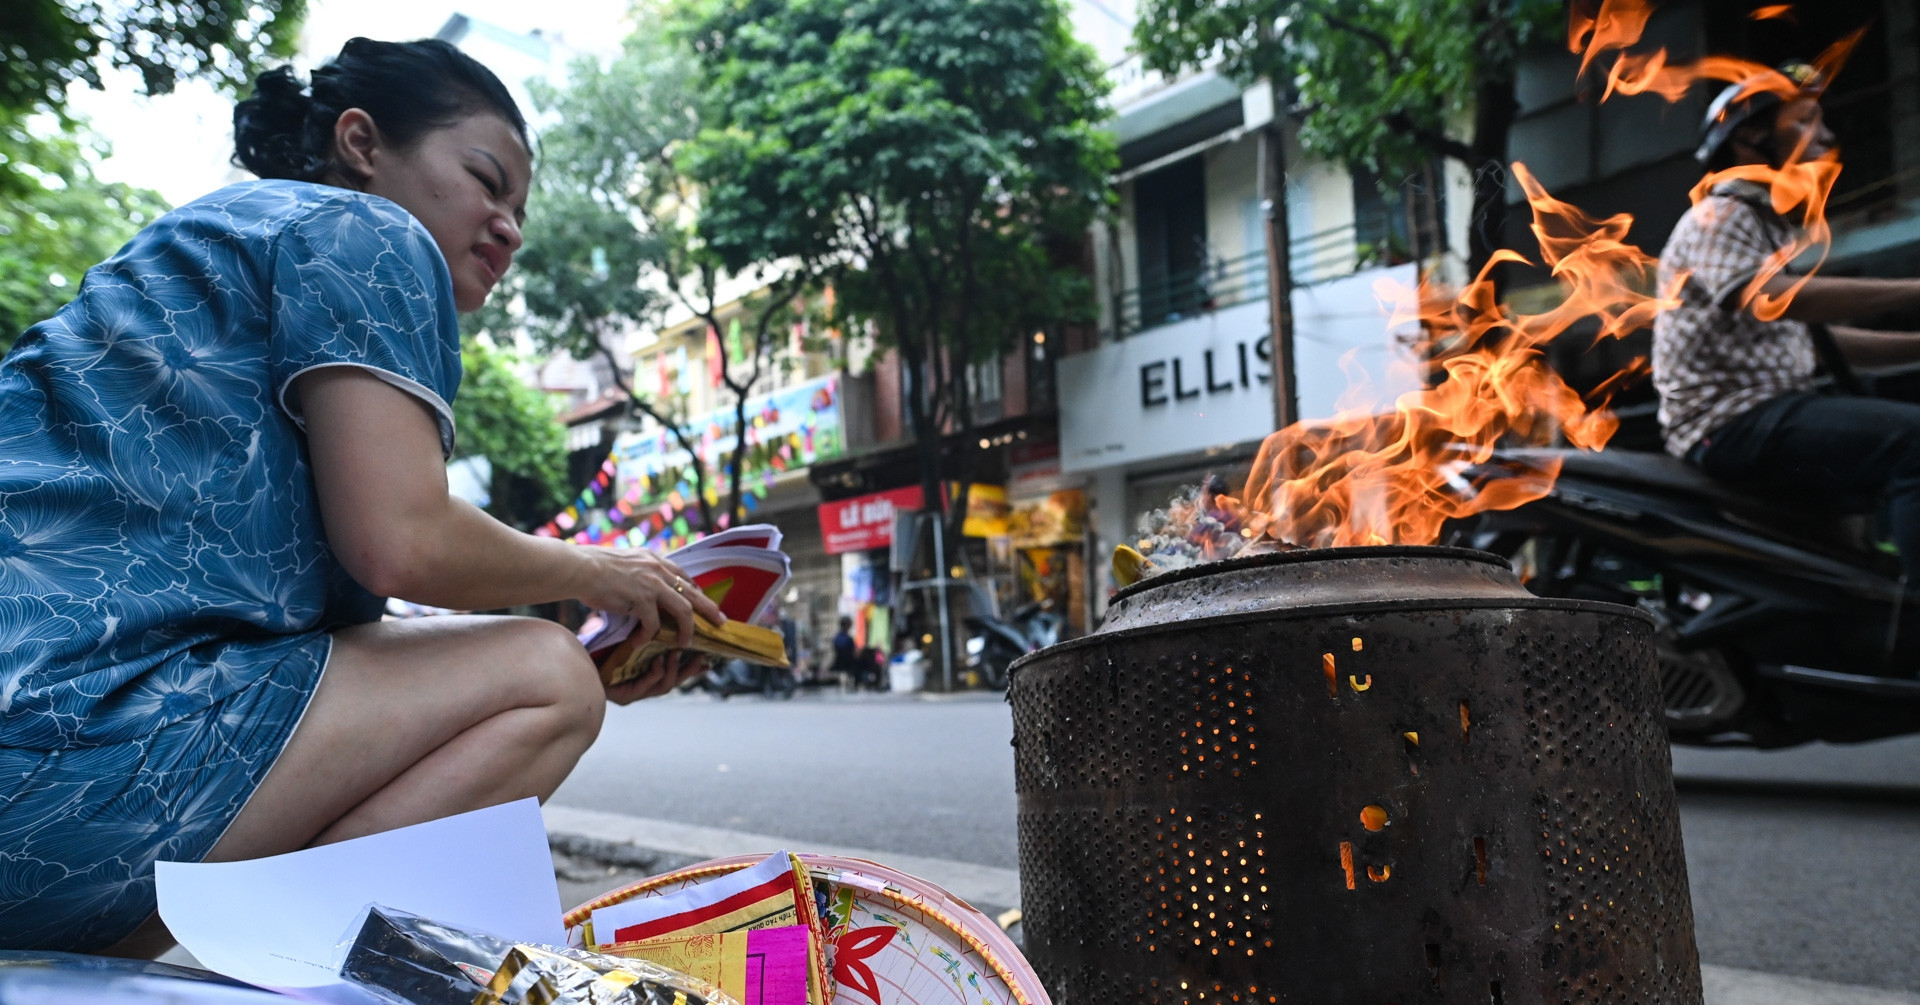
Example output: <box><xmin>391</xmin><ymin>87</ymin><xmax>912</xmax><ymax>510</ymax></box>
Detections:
<box><xmin>335</xmin><ymin>905</ymin><xmax>734</xmax><ymax>1005</ymax></box>
<box><xmin>476</xmin><ymin>942</ymin><xmax>735</xmax><ymax>1005</ymax></box>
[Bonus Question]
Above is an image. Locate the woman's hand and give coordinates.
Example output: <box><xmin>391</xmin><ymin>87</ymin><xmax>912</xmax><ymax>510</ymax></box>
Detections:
<box><xmin>574</xmin><ymin>547</ymin><xmax>727</xmax><ymax>648</ymax></box>
<box><xmin>605</xmin><ymin>652</ymin><xmax>710</xmax><ymax>705</ymax></box>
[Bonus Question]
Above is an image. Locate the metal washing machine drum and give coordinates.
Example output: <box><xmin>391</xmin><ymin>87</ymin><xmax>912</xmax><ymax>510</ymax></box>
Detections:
<box><xmin>1007</xmin><ymin>546</ymin><xmax>1702</xmax><ymax>1005</ymax></box>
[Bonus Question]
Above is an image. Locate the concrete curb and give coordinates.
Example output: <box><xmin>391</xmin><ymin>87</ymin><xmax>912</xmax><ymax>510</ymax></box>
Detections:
<box><xmin>1702</xmin><ymin>965</ymin><xmax>1920</xmax><ymax>1005</ymax></box>
<box><xmin>541</xmin><ymin>803</ymin><xmax>1023</xmax><ymax>908</ymax></box>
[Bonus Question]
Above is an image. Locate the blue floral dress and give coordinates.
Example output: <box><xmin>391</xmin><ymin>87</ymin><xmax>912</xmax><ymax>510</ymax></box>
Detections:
<box><xmin>0</xmin><ymin>180</ymin><xmax>461</xmax><ymax>951</ymax></box>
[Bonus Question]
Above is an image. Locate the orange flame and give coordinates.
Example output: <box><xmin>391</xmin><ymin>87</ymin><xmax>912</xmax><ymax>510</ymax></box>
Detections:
<box><xmin>1135</xmin><ymin>0</ymin><xmax>1863</xmax><ymax>561</ymax></box>
<box><xmin>1748</xmin><ymin>5</ymin><xmax>1796</xmax><ymax>22</ymax></box>
<box><xmin>1571</xmin><ymin>0</ymin><xmax>1858</xmax><ymax>320</ymax></box>
<box><xmin>1693</xmin><ymin>157</ymin><xmax>1841</xmax><ymax>320</ymax></box>
<box><xmin>1194</xmin><ymin>162</ymin><xmax>1679</xmax><ymax>551</ymax></box>
<box><xmin>1602</xmin><ymin>28</ymin><xmax>1859</xmax><ymax>105</ymax></box>
<box><xmin>1568</xmin><ymin>0</ymin><xmax>1656</xmax><ymax>80</ymax></box>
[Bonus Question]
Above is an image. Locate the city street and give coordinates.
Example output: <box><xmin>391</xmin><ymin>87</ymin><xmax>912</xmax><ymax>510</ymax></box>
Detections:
<box><xmin>550</xmin><ymin>688</ymin><xmax>1920</xmax><ymax>997</ymax></box>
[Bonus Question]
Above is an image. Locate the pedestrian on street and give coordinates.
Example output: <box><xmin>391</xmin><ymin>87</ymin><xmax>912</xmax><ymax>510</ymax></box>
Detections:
<box><xmin>831</xmin><ymin>615</ymin><xmax>863</xmax><ymax>687</ymax></box>
<box><xmin>0</xmin><ymin>38</ymin><xmax>723</xmax><ymax>956</ymax></box>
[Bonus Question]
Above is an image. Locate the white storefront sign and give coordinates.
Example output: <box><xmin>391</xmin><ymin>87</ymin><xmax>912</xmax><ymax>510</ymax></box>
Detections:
<box><xmin>1059</xmin><ymin>264</ymin><xmax>1419</xmax><ymax>473</ymax></box>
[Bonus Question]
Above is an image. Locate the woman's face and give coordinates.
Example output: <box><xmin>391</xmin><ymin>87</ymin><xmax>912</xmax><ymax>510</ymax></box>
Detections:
<box><xmin>338</xmin><ymin>111</ymin><xmax>531</xmax><ymax>313</ymax></box>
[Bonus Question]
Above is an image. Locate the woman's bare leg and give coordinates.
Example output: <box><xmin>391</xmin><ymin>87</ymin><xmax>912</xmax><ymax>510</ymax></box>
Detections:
<box><xmin>211</xmin><ymin>615</ymin><xmax>606</xmax><ymax>856</ymax></box>
<box><xmin>99</xmin><ymin>615</ymin><xmax>604</xmax><ymax>958</ymax></box>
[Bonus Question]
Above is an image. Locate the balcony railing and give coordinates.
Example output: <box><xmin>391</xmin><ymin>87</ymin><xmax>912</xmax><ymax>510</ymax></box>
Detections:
<box><xmin>1109</xmin><ymin>222</ymin><xmax>1365</xmax><ymax>339</ymax></box>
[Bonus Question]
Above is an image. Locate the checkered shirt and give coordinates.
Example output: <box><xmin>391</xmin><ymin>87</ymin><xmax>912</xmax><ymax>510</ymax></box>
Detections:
<box><xmin>1652</xmin><ymin>179</ymin><xmax>1816</xmax><ymax>457</ymax></box>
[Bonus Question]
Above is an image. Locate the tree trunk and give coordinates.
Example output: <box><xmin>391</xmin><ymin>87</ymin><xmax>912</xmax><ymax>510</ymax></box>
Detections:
<box><xmin>598</xmin><ymin>341</ymin><xmax>711</xmax><ymax>529</ymax></box>
<box><xmin>943</xmin><ymin>224</ymin><xmax>980</xmax><ymax>552</ymax></box>
<box><xmin>728</xmin><ymin>385</ymin><xmax>750</xmax><ymax>529</ymax></box>
<box><xmin>1261</xmin><ymin>82</ymin><xmax>1299</xmax><ymax>431</ymax></box>
<box><xmin>896</xmin><ymin>320</ymin><xmax>942</xmax><ymax>542</ymax></box>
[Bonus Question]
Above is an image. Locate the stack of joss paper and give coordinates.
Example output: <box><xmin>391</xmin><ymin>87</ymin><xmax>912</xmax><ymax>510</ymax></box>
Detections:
<box><xmin>579</xmin><ymin>526</ymin><xmax>793</xmax><ymax>686</ymax></box>
<box><xmin>579</xmin><ymin>852</ymin><xmax>827</xmax><ymax>1005</ymax></box>
<box><xmin>339</xmin><ymin>904</ymin><xmax>736</xmax><ymax>1005</ymax></box>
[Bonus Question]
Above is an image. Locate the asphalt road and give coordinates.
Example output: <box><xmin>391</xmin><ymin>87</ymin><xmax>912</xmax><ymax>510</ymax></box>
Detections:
<box><xmin>1671</xmin><ymin>740</ymin><xmax>1920</xmax><ymax>991</ymax></box>
<box><xmin>553</xmin><ymin>689</ymin><xmax>1021</xmax><ymax>870</ymax></box>
<box><xmin>550</xmin><ymin>688</ymin><xmax>1920</xmax><ymax>993</ymax></box>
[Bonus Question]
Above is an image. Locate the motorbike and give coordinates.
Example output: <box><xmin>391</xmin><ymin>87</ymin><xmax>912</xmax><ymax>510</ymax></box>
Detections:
<box><xmin>700</xmin><ymin>657</ymin><xmax>797</xmax><ymax>699</ymax></box>
<box><xmin>963</xmin><ymin>600</ymin><xmax>1064</xmax><ymax>691</ymax></box>
<box><xmin>1449</xmin><ymin>444</ymin><xmax>1920</xmax><ymax>748</ymax></box>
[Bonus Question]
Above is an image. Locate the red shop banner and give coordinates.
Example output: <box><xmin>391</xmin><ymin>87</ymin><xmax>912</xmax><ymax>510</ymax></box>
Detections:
<box><xmin>818</xmin><ymin>485</ymin><xmax>925</xmax><ymax>555</ymax></box>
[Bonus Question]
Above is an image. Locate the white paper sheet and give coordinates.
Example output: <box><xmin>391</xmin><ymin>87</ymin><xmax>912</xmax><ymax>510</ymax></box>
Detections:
<box><xmin>155</xmin><ymin>798</ymin><xmax>563</xmax><ymax>1001</ymax></box>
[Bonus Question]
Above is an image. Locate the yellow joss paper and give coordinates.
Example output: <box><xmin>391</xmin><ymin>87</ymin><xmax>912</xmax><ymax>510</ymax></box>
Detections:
<box><xmin>602</xmin><ymin>927</ymin><xmax>811</xmax><ymax>1005</ymax></box>
<box><xmin>586</xmin><ymin>852</ymin><xmax>827</xmax><ymax>1005</ymax></box>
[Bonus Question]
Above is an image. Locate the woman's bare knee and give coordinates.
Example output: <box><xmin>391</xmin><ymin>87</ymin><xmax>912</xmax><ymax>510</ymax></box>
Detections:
<box><xmin>507</xmin><ymin>618</ymin><xmax>605</xmax><ymax>741</ymax></box>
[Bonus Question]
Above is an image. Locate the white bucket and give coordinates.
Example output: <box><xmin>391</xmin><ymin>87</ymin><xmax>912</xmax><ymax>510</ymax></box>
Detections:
<box><xmin>888</xmin><ymin>650</ymin><xmax>926</xmax><ymax>693</ymax></box>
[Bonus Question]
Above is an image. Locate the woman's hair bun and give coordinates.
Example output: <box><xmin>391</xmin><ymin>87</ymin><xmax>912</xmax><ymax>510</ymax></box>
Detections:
<box><xmin>232</xmin><ymin>66</ymin><xmax>331</xmax><ymax>181</ymax></box>
<box><xmin>230</xmin><ymin>39</ymin><xmax>527</xmax><ymax>186</ymax></box>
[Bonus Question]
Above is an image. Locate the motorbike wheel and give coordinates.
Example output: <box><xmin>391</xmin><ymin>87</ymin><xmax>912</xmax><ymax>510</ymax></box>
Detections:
<box><xmin>1466</xmin><ymin>524</ymin><xmax>1753</xmax><ymax>741</ymax></box>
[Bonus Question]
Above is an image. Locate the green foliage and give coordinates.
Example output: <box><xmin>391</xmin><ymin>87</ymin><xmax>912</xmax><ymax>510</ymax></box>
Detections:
<box><xmin>504</xmin><ymin>30</ymin><xmax>693</xmax><ymax>369</ymax></box>
<box><xmin>680</xmin><ymin>0</ymin><xmax>1115</xmax><ymax>520</ymax></box>
<box><xmin>0</xmin><ymin>0</ymin><xmax>304</xmax><ymax>197</ymax></box>
<box><xmin>499</xmin><ymin>183</ymin><xmax>667</xmax><ymax>369</ymax></box>
<box><xmin>450</xmin><ymin>333</ymin><xmax>570</xmax><ymax>527</ymax></box>
<box><xmin>504</xmin><ymin>20</ymin><xmax>823</xmax><ymax>528</ymax></box>
<box><xmin>0</xmin><ymin>121</ymin><xmax>170</xmax><ymax>353</ymax></box>
<box><xmin>1134</xmin><ymin>0</ymin><xmax>1559</xmax><ymax>276</ymax></box>
<box><xmin>1134</xmin><ymin>0</ymin><xmax>1559</xmax><ymax>182</ymax></box>
<box><xmin>490</xmin><ymin>26</ymin><xmax>720</xmax><ymax>524</ymax></box>
<box><xmin>0</xmin><ymin>0</ymin><xmax>305</xmax><ymax>122</ymax></box>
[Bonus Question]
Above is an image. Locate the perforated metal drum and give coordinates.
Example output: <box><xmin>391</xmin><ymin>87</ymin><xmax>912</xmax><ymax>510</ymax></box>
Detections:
<box><xmin>1007</xmin><ymin>546</ymin><xmax>1702</xmax><ymax>1004</ymax></box>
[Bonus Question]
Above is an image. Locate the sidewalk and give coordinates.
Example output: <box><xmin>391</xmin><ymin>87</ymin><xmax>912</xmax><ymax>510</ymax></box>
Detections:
<box><xmin>543</xmin><ymin>803</ymin><xmax>1020</xmax><ymax>910</ymax></box>
<box><xmin>544</xmin><ymin>805</ymin><xmax>1920</xmax><ymax>1005</ymax></box>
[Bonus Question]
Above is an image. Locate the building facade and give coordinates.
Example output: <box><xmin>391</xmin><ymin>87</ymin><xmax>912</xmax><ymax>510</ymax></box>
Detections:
<box><xmin>1059</xmin><ymin>57</ymin><xmax>1449</xmax><ymax>617</ymax></box>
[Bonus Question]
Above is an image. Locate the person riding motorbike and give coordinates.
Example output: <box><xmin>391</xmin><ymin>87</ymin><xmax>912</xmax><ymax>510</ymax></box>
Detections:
<box><xmin>1655</xmin><ymin>62</ymin><xmax>1920</xmax><ymax>589</ymax></box>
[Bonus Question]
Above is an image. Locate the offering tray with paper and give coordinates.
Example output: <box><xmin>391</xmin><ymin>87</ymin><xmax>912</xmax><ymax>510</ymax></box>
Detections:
<box><xmin>567</xmin><ymin>855</ymin><xmax>1049</xmax><ymax>1005</ymax></box>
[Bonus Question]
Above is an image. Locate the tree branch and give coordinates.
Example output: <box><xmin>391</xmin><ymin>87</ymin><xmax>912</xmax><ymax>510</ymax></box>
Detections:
<box><xmin>594</xmin><ymin>337</ymin><xmax>712</xmax><ymax>530</ymax></box>
<box><xmin>715</xmin><ymin>266</ymin><xmax>812</xmax><ymax>522</ymax></box>
<box><xmin>1311</xmin><ymin>9</ymin><xmax>1405</xmax><ymax>68</ymax></box>
<box><xmin>1384</xmin><ymin>111</ymin><xmax>1475</xmax><ymax>164</ymax></box>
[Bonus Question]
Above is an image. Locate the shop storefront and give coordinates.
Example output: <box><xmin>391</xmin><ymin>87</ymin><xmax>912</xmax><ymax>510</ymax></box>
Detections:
<box><xmin>1058</xmin><ymin>265</ymin><xmax>1419</xmax><ymax>616</ymax></box>
<box><xmin>1000</xmin><ymin>441</ymin><xmax>1091</xmax><ymax>638</ymax></box>
<box><xmin>816</xmin><ymin>484</ymin><xmax>923</xmax><ymax>664</ymax></box>
<box><xmin>812</xmin><ymin>476</ymin><xmax>1088</xmax><ymax>682</ymax></box>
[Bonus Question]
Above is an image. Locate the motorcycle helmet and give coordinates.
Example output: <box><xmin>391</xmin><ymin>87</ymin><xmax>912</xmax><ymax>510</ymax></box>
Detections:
<box><xmin>1694</xmin><ymin>60</ymin><xmax>1825</xmax><ymax>165</ymax></box>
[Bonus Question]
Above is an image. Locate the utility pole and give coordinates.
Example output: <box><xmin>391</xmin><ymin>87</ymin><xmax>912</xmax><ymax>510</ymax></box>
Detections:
<box><xmin>1260</xmin><ymin>77</ymin><xmax>1299</xmax><ymax>432</ymax></box>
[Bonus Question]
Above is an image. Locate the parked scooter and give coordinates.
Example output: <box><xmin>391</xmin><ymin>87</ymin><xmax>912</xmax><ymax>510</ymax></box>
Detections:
<box><xmin>703</xmin><ymin>657</ymin><xmax>797</xmax><ymax>699</ymax></box>
<box><xmin>964</xmin><ymin>600</ymin><xmax>1064</xmax><ymax>691</ymax></box>
<box><xmin>1450</xmin><ymin>445</ymin><xmax>1920</xmax><ymax>748</ymax></box>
